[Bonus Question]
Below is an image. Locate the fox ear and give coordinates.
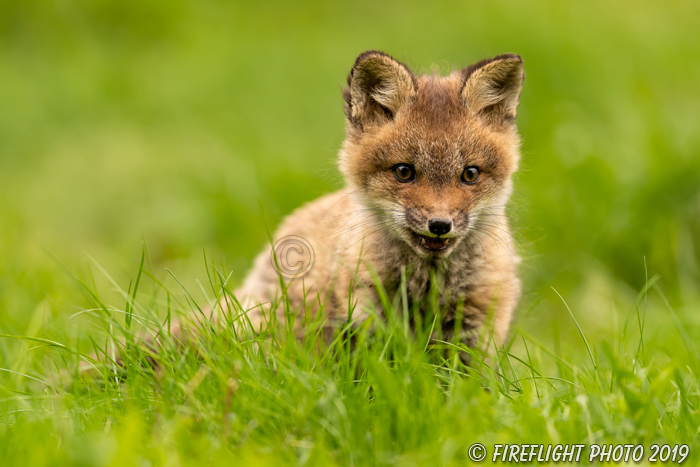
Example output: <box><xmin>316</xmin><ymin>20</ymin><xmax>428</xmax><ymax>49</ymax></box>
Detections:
<box><xmin>344</xmin><ymin>51</ymin><xmax>417</xmax><ymax>129</ymax></box>
<box><xmin>460</xmin><ymin>54</ymin><xmax>524</xmax><ymax>125</ymax></box>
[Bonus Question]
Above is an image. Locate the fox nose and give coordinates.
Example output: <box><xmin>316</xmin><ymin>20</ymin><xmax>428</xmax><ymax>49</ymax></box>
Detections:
<box><xmin>428</xmin><ymin>218</ymin><xmax>452</xmax><ymax>236</ymax></box>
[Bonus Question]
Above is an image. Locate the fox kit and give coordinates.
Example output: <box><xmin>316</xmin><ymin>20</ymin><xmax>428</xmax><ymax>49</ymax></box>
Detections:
<box><xmin>234</xmin><ymin>51</ymin><xmax>524</xmax><ymax>350</ymax></box>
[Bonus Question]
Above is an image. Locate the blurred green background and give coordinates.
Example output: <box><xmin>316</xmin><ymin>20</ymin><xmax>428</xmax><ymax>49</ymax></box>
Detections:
<box><xmin>1</xmin><ymin>0</ymin><xmax>699</xmax><ymax>352</ymax></box>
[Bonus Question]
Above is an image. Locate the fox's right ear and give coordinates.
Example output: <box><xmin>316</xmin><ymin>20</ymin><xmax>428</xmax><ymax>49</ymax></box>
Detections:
<box><xmin>344</xmin><ymin>51</ymin><xmax>417</xmax><ymax>130</ymax></box>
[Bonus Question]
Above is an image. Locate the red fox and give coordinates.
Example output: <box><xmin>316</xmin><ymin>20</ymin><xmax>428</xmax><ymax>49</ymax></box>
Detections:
<box><xmin>233</xmin><ymin>51</ymin><xmax>524</xmax><ymax>350</ymax></box>
<box><xmin>77</xmin><ymin>51</ymin><xmax>525</xmax><ymax>377</ymax></box>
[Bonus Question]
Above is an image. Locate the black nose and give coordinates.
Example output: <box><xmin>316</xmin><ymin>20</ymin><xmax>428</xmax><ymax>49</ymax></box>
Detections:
<box><xmin>428</xmin><ymin>218</ymin><xmax>452</xmax><ymax>236</ymax></box>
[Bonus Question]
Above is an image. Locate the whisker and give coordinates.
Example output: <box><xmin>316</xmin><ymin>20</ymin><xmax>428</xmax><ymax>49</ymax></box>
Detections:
<box><xmin>474</xmin><ymin>225</ymin><xmax>515</xmax><ymax>257</ymax></box>
<box><xmin>317</xmin><ymin>189</ymin><xmax>363</xmax><ymax>221</ymax></box>
<box><xmin>336</xmin><ymin>222</ymin><xmax>397</xmax><ymax>256</ymax></box>
<box><xmin>320</xmin><ymin>207</ymin><xmax>376</xmax><ymax>221</ymax></box>
<box><xmin>323</xmin><ymin>211</ymin><xmax>403</xmax><ymax>241</ymax></box>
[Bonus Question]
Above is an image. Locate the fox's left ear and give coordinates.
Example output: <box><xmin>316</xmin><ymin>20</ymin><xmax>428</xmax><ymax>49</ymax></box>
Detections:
<box><xmin>461</xmin><ymin>54</ymin><xmax>524</xmax><ymax>125</ymax></box>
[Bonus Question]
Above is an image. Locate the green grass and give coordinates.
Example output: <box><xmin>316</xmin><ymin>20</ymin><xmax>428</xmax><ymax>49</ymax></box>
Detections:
<box><xmin>1</xmin><ymin>254</ymin><xmax>698</xmax><ymax>465</ymax></box>
<box><xmin>1</xmin><ymin>0</ymin><xmax>700</xmax><ymax>465</ymax></box>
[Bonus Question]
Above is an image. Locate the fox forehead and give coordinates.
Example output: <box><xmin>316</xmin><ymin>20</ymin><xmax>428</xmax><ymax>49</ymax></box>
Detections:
<box><xmin>409</xmin><ymin>73</ymin><xmax>469</xmax><ymax>127</ymax></box>
<box><xmin>375</xmin><ymin>122</ymin><xmax>508</xmax><ymax>174</ymax></box>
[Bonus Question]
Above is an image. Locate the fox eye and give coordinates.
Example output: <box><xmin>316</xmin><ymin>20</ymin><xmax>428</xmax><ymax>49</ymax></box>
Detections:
<box><xmin>461</xmin><ymin>166</ymin><xmax>480</xmax><ymax>184</ymax></box>
<box><xmin>392</xmin><ymin>164</ymin><xmax>415</xmax><ymax>182</ymax></box>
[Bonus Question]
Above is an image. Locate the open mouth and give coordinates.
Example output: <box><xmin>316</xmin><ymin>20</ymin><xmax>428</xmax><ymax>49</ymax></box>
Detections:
<box><xmin>413</xmin><ymin>233</ymin><xmax>451</xmax><ymax>252</ymax></box>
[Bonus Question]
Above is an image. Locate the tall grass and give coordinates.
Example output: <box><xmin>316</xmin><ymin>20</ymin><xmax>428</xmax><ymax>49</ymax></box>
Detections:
<box><xmin>1</xmin><ymin>250</ymin><xmax>697</xmax><ymax>465</ymax></box>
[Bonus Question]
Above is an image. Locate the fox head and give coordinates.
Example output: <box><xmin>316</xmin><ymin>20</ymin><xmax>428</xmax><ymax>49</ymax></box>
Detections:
<box><xmin>339</xmin><ymin>51</ymin><xmax>524</xmax><ymax>258</ymax></box>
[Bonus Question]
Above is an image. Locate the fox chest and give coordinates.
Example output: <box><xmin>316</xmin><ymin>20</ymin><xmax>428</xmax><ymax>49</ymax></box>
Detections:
<box><xmin>375</xmin><ymin>251</ymin><xmax>479</xmax><ymax>309</ymax></box>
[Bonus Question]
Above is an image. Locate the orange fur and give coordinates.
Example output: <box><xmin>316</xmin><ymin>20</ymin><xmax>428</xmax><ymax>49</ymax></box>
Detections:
<box><xmin>235</xmin><ymin>51</ymin><xmax>525</xmax><ymax>351</ymax></box>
